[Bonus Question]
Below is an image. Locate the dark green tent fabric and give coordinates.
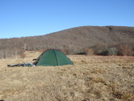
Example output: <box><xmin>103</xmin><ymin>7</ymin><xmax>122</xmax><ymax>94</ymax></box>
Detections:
<box><xmin>35</xmin><ymin>49</ymin><xmax>73</xmax><ymax>66</ymax></box>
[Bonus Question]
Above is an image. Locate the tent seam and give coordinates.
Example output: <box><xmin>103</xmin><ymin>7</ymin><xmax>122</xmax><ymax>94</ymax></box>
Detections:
<box><xmin>53</xmin><ymin>49</ymin><xmax>58</xmax><ymax>66</ymax></box>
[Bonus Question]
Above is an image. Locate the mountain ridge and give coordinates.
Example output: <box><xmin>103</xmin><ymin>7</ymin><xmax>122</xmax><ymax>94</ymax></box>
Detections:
<box><xmin>0</xmin><ymin>26</ymin><xmax>134</xmax><ymax>58</ymax></box>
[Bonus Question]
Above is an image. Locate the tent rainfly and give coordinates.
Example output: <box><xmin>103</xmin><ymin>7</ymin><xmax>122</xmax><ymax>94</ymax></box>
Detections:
<box><xmin>35</xmin><ymin>49</ymin><xmax>73</xmax><ymax>66</ymax></box>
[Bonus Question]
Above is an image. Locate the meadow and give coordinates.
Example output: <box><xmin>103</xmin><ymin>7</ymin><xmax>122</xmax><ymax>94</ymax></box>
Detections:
<box><xmin>0</xmin><ymin>51</ymin><xmax>134</xmax><ymax>101</ymax></box>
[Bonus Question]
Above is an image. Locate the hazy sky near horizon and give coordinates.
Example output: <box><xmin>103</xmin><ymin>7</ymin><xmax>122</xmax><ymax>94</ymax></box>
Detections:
<box><xmin>0</xmin><ymin>0</ymin><xmax>134</xmax><ymax>38</ymax></box>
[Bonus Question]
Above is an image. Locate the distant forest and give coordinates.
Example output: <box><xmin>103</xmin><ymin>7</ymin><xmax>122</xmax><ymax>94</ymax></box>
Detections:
<box><xmin>0</xmin><ymin>26</ymin><xmax>134</xmax><ymax>58</ymax></box>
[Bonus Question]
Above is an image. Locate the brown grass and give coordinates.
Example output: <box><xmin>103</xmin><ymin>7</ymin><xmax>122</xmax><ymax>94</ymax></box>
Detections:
<box><xmin>0</xmin><ymin>51</ymin><xmax>134</xmax><ymax>101</ymax></box>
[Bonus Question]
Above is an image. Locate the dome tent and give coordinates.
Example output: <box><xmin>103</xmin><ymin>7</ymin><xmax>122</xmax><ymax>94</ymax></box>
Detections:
<box><xmin>35</xmin><ymin>49</ymin><xmax>73</xmax><ymax>66</ymax></box>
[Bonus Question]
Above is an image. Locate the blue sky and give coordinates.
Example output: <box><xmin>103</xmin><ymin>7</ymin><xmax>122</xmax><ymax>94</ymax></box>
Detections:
<box><xmin>0</xmin><ymin>0</ymin><xmax>134</xmax><ymax>39</ymax></box>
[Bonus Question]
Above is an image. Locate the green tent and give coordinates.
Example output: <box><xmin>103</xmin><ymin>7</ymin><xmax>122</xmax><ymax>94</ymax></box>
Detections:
<box><xmin>35</xmin><ymin>49</ymin><xmax>73</xmax><ymax>66</ymax></box>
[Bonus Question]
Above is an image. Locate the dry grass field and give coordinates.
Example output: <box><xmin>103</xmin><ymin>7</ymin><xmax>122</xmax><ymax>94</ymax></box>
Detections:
<box><xmin>0</xmin><ymin>51</ymin><xmax>134</xmax><ymax>101</ymax></box>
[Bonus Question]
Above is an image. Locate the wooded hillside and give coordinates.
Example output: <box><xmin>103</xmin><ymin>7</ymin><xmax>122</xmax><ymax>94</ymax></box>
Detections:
<box><xmin>0</xmin><ymin>26</ymin><xmax>134</xmax><ymax>58</ymax></box>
